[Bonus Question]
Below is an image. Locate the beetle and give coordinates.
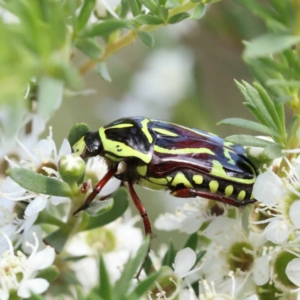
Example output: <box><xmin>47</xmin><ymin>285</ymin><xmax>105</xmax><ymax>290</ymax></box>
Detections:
<box><xmin>72</xmin><ymin>116</ymin><xmax>257</xmax><ymax>237</ymax></box>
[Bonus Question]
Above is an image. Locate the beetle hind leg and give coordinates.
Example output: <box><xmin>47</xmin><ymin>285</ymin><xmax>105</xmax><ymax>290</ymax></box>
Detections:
<box><xmin>170</xmin><ymin>188</ymin><xmax>255</xmax><ymax>208</ymax></box>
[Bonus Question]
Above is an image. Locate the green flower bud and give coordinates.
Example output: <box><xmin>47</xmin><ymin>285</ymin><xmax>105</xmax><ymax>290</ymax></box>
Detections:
<box><xmin>59</xmin><ymin>154</ymin><xmax>86</xmax><ymax>184</ymax></box>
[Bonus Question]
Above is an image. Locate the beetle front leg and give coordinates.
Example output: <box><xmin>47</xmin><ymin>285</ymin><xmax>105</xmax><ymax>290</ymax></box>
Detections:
<box><xmin>73</xmin><ymin>164</ymin><xmax>118</xmax><ymax>215</ymax></box>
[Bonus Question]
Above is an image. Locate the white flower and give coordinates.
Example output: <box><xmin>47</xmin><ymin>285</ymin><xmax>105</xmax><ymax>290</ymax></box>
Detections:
<box><xmin>155</xmin><ymin>198</ymin><xmax>226</xmax><ymax>234</ymax></box>
<box><xmin>200</xmin><ymin>216</ymin><xmax>269</xmax><ymax>296</ymax></box>
<box><xmin>252</xmin><ymin>158</ymin><xmax>300</xmax><ymax>244</ymax></box>
<box><xmin>0</xmin><ymin>232</ymin><xmax>55</xmax><ymax>299</ymax></box>
<box><xmin>66</xmin><ymin>211</ymin><xmax>143</xmax><ymax>290</ymax></box>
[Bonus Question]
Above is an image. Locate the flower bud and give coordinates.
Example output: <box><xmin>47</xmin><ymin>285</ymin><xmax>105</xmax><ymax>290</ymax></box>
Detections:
<box><xmin>58</xmin><ymin>154</ymin><xmax>86</xmax><ymax>184</ymax></box>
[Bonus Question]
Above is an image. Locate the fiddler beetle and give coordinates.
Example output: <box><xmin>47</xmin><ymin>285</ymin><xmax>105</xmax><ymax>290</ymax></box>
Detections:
<box><xmin>72</xmin><ymin>117</ymin><xmax>257</xmax><ymax>237</ymax></box>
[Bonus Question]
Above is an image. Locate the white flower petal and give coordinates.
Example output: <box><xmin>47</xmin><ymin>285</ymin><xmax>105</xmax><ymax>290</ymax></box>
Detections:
<box><xmin>253</xmin><ymin>256</ymin><xmax>270</xmax><ymax>286</ymax></box>
<box><xmin>173</xmin><ymin>247</ymin><xmax>196</xmax><ymax>278</ymax></box>
<box><xmin>18</xmin><ymin>278</ymin><xmax>49</xmax><ymax>298</ymax></box>
<box><xmin>289</xmin><ymin>201</ymin><xmax>300</xmax><ymax>229</ymax></box>
<box><xmin>253</xmin><ymin>170</ymin><xmax>283</xmax><ymax>205</ymax></box>
<box><xmin>286</xmin><ymin>258</ymin><xmax>300</xmax><ymax>286</ymax></box>
<box><xmin>58</xmin><ymin>139</ymin><xmax>71</xmax><ymax>157</ymax></box>
<box><xmin>264</xmin><ymin>219</ymin><xmax>291</xmax><ymax>244</ymax></box>
<box><xmin>25</xmin><ymin>196</ymin><xmax>47</xmax><ymax>216</ymax></box>
<box><xmin>181</xmin><ymin>215</ymin><xmax>203</xmax><ymax>234</ymax></box>
<box><xmin>154</xmin><ymin>213</ymin><xmax>182</xmax><ymax>231</ymax></box>
<box><xmin>50</xmin><ymin>196</ymin><xmax>70</xmax><ymax>205</ymax></box>
<box><xmin>29</xmin><ymin>246</ymin><xmax>55</xmax><ymax>271</ymax></box>
<box><xmin>202</xmin><ymin>216</ymin><xmax>237</xmax><ymax>248</ymax></box>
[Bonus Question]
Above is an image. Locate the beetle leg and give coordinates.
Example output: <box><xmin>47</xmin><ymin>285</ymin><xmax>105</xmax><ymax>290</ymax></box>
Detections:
<box><xmin>73</xmin><ymin>164</ymin><xmax>118</xmax><ymax>216</ymax></box>
<box><xmin>171</xmin><ymin>189</ymin><xmax>256</xmax><ymax>207</ymax></box>
<box><xmin>128</xmin><ymin>182</ymin><xmax>152</xmax><ymax>279</ymax></box>
<box><xmin>128</xmin><ymin>183</ymin><xmax>152</xmax><ymax>236</ymax></box>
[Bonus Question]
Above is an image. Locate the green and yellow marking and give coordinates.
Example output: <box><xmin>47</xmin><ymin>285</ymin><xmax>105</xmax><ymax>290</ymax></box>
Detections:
<box><xmin>107</xmin><ymin>123</ymin><xmax>134</xmax><ymax>129</ymax></box>
<box><xmin>154</xmin><ymin>145</ymin><xmax>214</xmax><ymax>155</ymax></box>
<box><xmin>224</xmin><ymin>185</ymin><xmax>234</xmax><ymax>197</ymax></box>
<box><xmin>140</xmin><ymin>119</ymin><xmax>153</xmax><ymax>143</ymax></box>
<box><xmin>237</xmin><ymin>190</ymin><xmax>246</xmax><ymax>201</ymax></box>
<box><xmin>209</xmin><ymin>180</ymin><xmax>219</xmax><ymax>193</ymax></box>
<box><xmin>72</xmin><ymin>136</ymin><xmax>85</xmax><ymax>155</ymax></box>
<box><xmin>100</xmin><ymin>127</ymin><xmax>152</xmax><ymax>163</ymax></box>
<box><xmin>136</xmin><ymin>165</ymin><xmax>147</xmax><ymax>176</ymax></box>
<box><xmin>149</xmin><ymin>177</ymin><xmax>168</xmax><ymax>185</ymax></box>
<box><xmin>139</xmin><ymin>178</ymin><xmax>167</xmax><ymax>191</ymax></box>
<box><xmin>224</xmin><ymin>148</ymin><xmax>235</xmax><ymax>165</ymax></box>
<box><xmin>153</xmin><ymin>127</ymin><xmax>178</xmax><ymax>137</ymax></box>
<box><xmin>193</xmin><ymin>175</ymin><xmax>203</xmax><ymax>185</ymax></box>
<box><xmin>171</xmin><ymin>173</ymin><xmax>193</xmax><ymax>188</ymax></box>
<box><xmin>210</xmin><ymin>160</ymin><xmax>255</xmax><ymax>184</ymax></box>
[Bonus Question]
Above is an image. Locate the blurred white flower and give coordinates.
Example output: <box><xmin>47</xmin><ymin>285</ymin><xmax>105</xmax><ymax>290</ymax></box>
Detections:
<box><xmin>253</xmin><ymin>157</ymin><xmax>300</xmax><ymax>244</ymax></box>
<box><xmin>66</xmin><ymin>211</ymin><xmax>143</xmax><ymax>290</ymax></box>
<box><xmin>0</xmin><ymin>232</ymin><xmax>55</xmax><ymax>299</ymax></box>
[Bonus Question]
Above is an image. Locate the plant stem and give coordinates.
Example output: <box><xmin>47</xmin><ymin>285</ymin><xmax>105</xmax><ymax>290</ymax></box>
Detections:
<box><xmin>79</xmin><ymin>1</ymin><xmax>198</xmax><ymax>75</ymax></box>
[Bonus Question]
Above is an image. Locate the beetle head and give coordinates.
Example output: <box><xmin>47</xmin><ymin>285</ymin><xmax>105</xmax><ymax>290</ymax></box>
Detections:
<box><xmin>72</xmin><ymin>131</ymin><xmax>103</xmax><ymax>159</ymax></box>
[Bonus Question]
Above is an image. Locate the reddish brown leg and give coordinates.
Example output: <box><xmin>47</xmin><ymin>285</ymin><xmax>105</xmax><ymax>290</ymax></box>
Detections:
<box><xmin>73</xmin><ymin>164</ymin><xmax>118</xmax><ymax>216</ymax></box>
<box><xmin>128</xmin><ymin>183</ymin><xmax>152</xmax><ymax>236</ymax></box>
<box><xmin>128</xmin><ymin>182</ymin><xmax>152</xmax><ymax>279</ymax></box>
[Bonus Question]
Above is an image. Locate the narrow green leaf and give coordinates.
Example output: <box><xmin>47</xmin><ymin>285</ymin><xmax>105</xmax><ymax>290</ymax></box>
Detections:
<box><xmin>140</xmin><ymin>0</ymin><xmax>159</xmax><ymax>16</ymax></box>
<box><xmin>98</xmin><ymin>255</ymin><xmax>114</xmax><ymax>300</ymax></box>
<box><xmin>190</xmin><ymin>3</ymin><xmax>206</xmax><ymax>20</ymax></box>
<box><xmin>115</xmin><ymin>238</ymin><xmax>150</xmax><ymax>299</ymax></box>
<box><xmin>127</xmin><ymin>270</ymin><xmax>161</xmax><ymax>299</ymax></box>
<box><xmin>75</xmin><ymin>38</ymin><xmax>102</xmax><ymax>59</ymax></box>
<box><xmin>85</xmin><ymin>198</ymin><xmax>114</xmax><ymax>216</ymax></box>
<box><xmin>225</xmin><ymin>135</ymin><xmax>276</xmax><ymax>147</ymax></box>
<box><xmin>96</xmin><ymin>62</ymin><xmax>112</xmax><ymax>82</ymax></box>
<box><xmin>138</xmin><ymin>31</ymin><xmax>154</xmax><ymax>48</ymax></box>
<box><xmin>244</xmin><ymin>32</ymin><xmax>300</xmax><ymax>59</ymax></box>
<box><xmin>254</xmin><ymin>83</ymin><xmax>283</xmax><ymax>134</ymax></box>
<box><xmin>127</xmin><ymin>0</ymin><xmax>141</xmax><ymax>16</ymax></box>
<box><xmin>83</xmin><ymin>19</ymin><xmax>135</xmax><ymax>37</ymax></box>
<box><xmin>78</xmin><ymin>187</ymin><xmax>129</xmax><ymax>231</ymax></box>
<box><xmin>37</xmin><ymin>76</ymin><xmax>63</xmax><ymax>118</ymax></box>
<box><xmin>165</xmin><ymin>0</ymin><xmax>181</xmax><ymax>9</ymax></box>
<box><xmin>77</xmin><ymin>0</ymin><xmax>96</xmax><ymax>31</ymax></box>
<box><xmin>6</xmin><ymin>168</ymin><xmax>72</xmax><ymax>197</ymax></box>
<box><xmin>219</xmin><ymin>118</ymin><xmax>279</xmax><ymax>137</ymax></box>
<box><xmin>183</xmin><ymin>233</ymin><xmax>198</xmax><ymax>251</ymax></box>
<box><xmin>68</xmin><ymin>123</ymin><xmax>90</xmax><ymax>148</ymax></box>
<box><xmin>264</xmin><ymin>143</ymin><xmax>283</xmax><ymax>159</ymax></box>
<box><xmin>134</xmin><ymin>14</ymin><xmax>164</xmax><ymax>25</ymax></box>
<box><xmin>162</xmin><ymin>242</ymin><xmax>176</xmax><ymax>267</ymax></box>
<box><xmin>43</xmin><ymin>228</ymin><xmax>71</xmax><ymax>253</ymax></box>
<box><xmin>168</xmin><ymin>12</ymin><xmax>190</xmax><ymax>24</ymax></box>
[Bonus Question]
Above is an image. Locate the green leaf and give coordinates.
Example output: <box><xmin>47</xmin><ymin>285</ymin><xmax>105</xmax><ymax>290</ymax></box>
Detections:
<box><xmin>162</xmin><ymin>241</ymin><xmax>176</xmax><ymax>267</ymax></box>
<box><xmin>134</xmin><ymin>14</ymin><xmax>165</xmax><ymax>25</ymax></box>
<box><xmin>77</xmin><ymin>0</ymin><xmax>96</xmax><ymax>31</ymax></box>
<box><xmin>138</xmin><ymin>31</ymin><xmax>154</xmax><ymax>48</ymax></box>
<box><xmin>78</xmin><ymin>187</ymin><xmax>129</xmax><ymax>231</ymax></box>
<box><xmin>115</xmin><ymin>238</ymin><xmax>150</xmax><ymax>299</ymax></box>
<box><xmin>168</xmin><ymin>12</ymin><xmax>190</xmax><ymax>24</ymax></box>
<box><xmin>36</xmin><ymin>265</ymin><xmax>59</xmax><ymax>282</ymax></box>
<box><xmin>139</xmin><ymin>0</ymin><xmax>159</xmax><ymax>16</ymax></box>
<box><xmin>75</xmin><ymin>38</ymin><xmax>102</xmax><ymax>59</ymax></box>
<box><xmin>219</xmin><ymin>118</ymin><xmax>280</xmax><ymax>137</ymax></box>
<box><xmin>98</xmin><ymin>255</ymin><xmax>114</xmax><ymax>300</ymax></box>
<box><xmin>225</xmin><ymin>135</ymin><xmax>276</xmax><ymax>147</ymax></box>
<box><xmin>68</xmin><ymin>123</ymin><xmax>91</xmax><ymax>148</ymax></box>
<box><xmin>83</xmin><ymin>19</ymin><xmax>135</xmax><ymax>37</ymax></box>
<box><xmin>96</xmin><ymin>62</ymin><xmax>112</xmax><ymax>82</ymax></box>
<box><xmin>183</xmin><ymin>233</ymin><xmax>198</xmax><ymax>251</ymax></box>
<box><xmin>264</xmin><ymin>143</ymin><xmax>283</xmax><ymax>159</ymax></box>
<box><xmin>37</xmin><ymin>76</ymin><xmax>63</xmax><ymax>118</ymax></box>
<box><xmin>43</xmin><ymin>228</ymin><xmax>71</xmax><ymax>253</ymax></box>
<box><xmin>127</xmin><ymin>0</ymin><xmax>141</xmax><ymax>16</ymax></box>
<box><xmin>85</xmin><ymin>198</ymin><xmax>114</xmax><ymax>216</ymax></box>
<box><xmin>244</xmin><ymin>32</ymin><xmax>300</xmax><ymax>59</ymax></box>
<box><xmin>6</xmin><ymin>168</ymin><xmax>72</xmax><ymax>197</ymax></box>
<box><xmin>165</xmin><ymin>0</ymin><xmax>181</xmax><ymax>9</ymax></box>
<box><xmin>190</xmin><ymin>3</ymin><xmax>206</xmax><ymax>20</ymax></box>
<box><xmin>127</xmin><ymin>270</ymin><xmax>161</xmax><ymax>299</ymax></box>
